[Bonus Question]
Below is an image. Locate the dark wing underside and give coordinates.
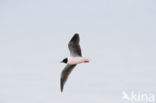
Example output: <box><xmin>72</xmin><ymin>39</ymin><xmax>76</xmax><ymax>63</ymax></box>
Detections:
<box><xmin>68</xmin><ymin>33</ymin><xmax>82</xmax><ymax>57</ymax></box>
<box><xmin>60</xmin><ymin>64</ymin><xmax>76</xmax><ymax>92</ymax></box>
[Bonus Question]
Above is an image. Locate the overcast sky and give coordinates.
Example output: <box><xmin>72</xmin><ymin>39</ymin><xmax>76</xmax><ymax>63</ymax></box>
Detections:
<box><xmin>0</xmin><ymin>0</ymin><xmax>156</xmax><ymax>103</ymax></box>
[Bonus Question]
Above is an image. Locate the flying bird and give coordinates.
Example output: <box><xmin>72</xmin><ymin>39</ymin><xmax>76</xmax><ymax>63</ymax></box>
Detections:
<box><xmin>60</xmin><ymin>33</ymin><xmax>90</xmax><ymax>92</ymax></box>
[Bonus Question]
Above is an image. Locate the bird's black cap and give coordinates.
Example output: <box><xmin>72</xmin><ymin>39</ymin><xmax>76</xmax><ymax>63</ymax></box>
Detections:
<box><xmin>61</xmin><ymin>58</ymin><xmax>68</xmax><ymax>64</ymax></box>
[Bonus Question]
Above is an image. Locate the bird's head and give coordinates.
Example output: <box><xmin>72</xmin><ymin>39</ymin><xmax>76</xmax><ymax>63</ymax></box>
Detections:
<box><xmin>60</xmin><ymin>58</ymin><xmax>68</xmax><ymax>64</ymax></box>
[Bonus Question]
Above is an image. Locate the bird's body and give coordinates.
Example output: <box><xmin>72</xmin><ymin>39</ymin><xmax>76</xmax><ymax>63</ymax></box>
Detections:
<box><xmin>67</xmin><ymin>57</ymin><xmax>90</xmax><ymax>65</ymax></box>
<box><xmin>60</xmin><ymin>33</ymin><xmax>90</xmax><ymax>92</ymax></box>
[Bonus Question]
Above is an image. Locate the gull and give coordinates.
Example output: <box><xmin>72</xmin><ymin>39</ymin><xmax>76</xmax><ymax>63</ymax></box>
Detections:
<box><xmin>60</xmin><ymin>33</ymin><xmax>90</xmax><ymax>92</ymax></box>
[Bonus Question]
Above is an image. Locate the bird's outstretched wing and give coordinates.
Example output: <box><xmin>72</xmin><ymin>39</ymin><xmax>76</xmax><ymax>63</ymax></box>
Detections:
<box><xmin>68</xmin><ymin>33</ymin><xmax>82</xmax><ymax>57</ymax></box>
<box><xmin>60</xmin><ymin>64</ymin><xmax>76</xmax><ymax>92</ymax></box>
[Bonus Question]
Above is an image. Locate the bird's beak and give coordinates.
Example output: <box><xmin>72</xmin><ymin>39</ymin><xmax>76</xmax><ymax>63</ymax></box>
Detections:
<box><xmin>60</xmin><ymin>61</ymin><xmax>63</xmax><ymax>63</ymax></box>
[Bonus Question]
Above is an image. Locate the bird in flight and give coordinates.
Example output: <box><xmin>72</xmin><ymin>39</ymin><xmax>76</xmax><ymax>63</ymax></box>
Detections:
<box><xmin>60</xmin><ymin>33</ymin><xmax>90</xmax><ymax>92</ymax></box>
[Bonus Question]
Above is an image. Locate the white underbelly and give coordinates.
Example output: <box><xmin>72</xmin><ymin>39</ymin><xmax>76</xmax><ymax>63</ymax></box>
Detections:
<box><xmin>68</xmin><ymin>57</ymin><xmax>85</xmax><ymax>64</ymax></box>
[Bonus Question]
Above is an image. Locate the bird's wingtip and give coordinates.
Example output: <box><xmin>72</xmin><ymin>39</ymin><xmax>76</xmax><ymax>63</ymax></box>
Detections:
<box><xmin>60</xmin><ymin>80</ymin><xmax>64</xmax><ymax>92</ymax></box>
<box><xmin>61</xmin><ymin>87</ymin><xmax>63</xmax><ymax>92</ymax></box>
<box><xmin>74</xmin><ymin>33</ymin><xmax>79</xmax><ymax>35</ymax></box>
<box><xmin>74</xmin><ymin>33</ymin><xmax>79</xmax><ymax>36</ymax></box>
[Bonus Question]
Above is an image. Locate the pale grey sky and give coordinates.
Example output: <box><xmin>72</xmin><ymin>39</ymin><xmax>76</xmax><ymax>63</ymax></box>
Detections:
<box><xmin>0</xmin><ymin>0</ymin><xmax>156</xmax><ymax>103</ymax></box>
